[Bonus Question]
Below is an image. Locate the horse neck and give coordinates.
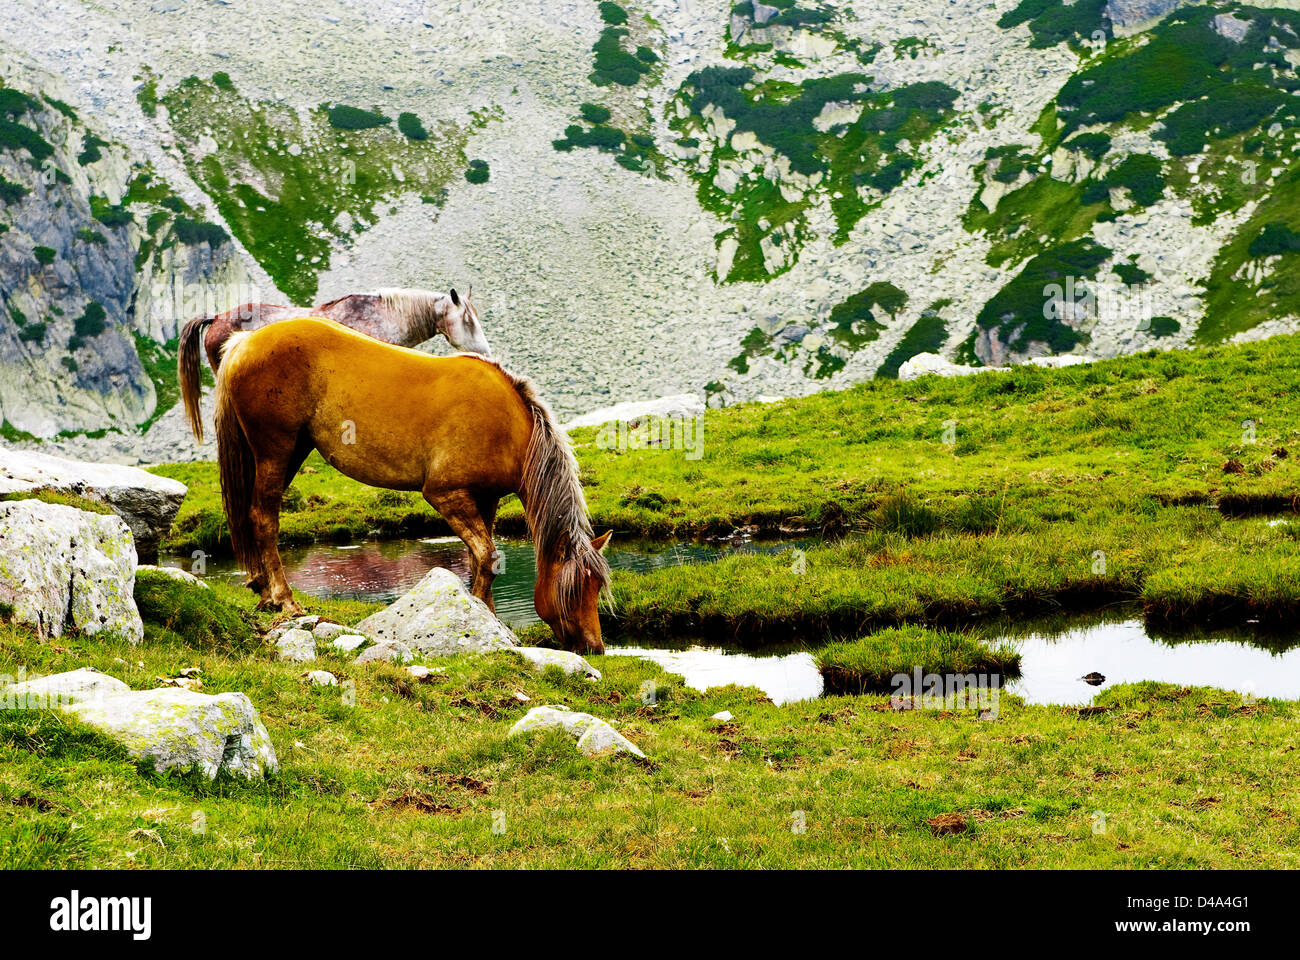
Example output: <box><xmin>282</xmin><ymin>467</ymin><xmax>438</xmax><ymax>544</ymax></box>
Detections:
<box><xmin>388</xmin><ymin>291</ymin><xmax>445</xmax><ymax>346</ymax></box>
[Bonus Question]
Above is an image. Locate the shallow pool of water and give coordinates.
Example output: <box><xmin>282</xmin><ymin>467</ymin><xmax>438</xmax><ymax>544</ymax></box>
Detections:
<box><xmin>604</xmin><ymin>646</ymin><xmax>823</xmax><ymax>706</ymax></box>
<box><xmin>1007</xmin><ymin>619</ymin><xmax>1300</xmax><ymax>705</ymax></box>
<box><xmin>165</xmin><ymin>540</ymin><xmax>1300</xmax><ymax>707</ymax></box>
<box><xmin>162</xmin><ymin>534</ymin><xmax>804</xmax><ymax>627</ymax></box>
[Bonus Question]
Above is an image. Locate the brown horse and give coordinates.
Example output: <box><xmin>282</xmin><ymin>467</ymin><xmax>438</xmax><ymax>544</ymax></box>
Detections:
<box><xmin>179</xmin><ymin>287</ymin><xmax>490</xmax><ymax>442</ymax></box>
<box><xmin>214</xmin><ymin>317</ymin><xmax>611</xmax><ymax>653</ymax></box>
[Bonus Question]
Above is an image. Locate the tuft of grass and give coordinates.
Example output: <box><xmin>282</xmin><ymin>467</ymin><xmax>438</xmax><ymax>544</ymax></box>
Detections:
<box><xmin>133</xmin><ymin>569</ymin><xmax>261</xmax><ymax>655</ymax></box>
<box><xmin>815</xmin><ymin>626</ymin><xmax>1021</xmax><ymax>695</ymax></box>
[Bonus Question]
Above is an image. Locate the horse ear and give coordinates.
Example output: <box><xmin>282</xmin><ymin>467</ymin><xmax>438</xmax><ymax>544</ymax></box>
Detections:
<box><xmin>591</xmin><ymin>530</ymin><xmax>613</xmax><ymax>554</ymax></box>
<box><xmin>449</xmin><ymin>288</ymin><xmax>460</xmax><ymax>306</ymax></box>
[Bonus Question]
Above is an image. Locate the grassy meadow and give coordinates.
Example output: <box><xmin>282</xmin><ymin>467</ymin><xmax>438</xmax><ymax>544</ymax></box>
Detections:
<box><xmin>1</xmin><ymin>575</ymin><xmax>1296</xmax><ymax>869</ymax></box>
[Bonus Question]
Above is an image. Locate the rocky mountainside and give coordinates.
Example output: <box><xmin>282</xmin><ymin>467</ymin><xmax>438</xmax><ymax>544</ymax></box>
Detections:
<box><xmin>2</xmin><ymin>0</ymin><xmax>1299</xmax><ymax>462</ymax></box>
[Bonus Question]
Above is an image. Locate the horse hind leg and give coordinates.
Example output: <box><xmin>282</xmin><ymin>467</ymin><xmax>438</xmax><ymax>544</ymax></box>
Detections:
<box><xmin>250</xmin><ymin>441</ymin><xmax>305</xmax><ymax>615</ymax></box>
<box><xmin>424</xmin><ymin>487</ymin><xmax>500</xmax><ymax>612</ymax></box>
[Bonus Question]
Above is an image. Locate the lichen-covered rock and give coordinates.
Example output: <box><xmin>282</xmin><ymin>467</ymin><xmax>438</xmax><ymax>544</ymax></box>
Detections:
<box><xmin>64</xmin><ymin>687</ymin><xmax>278</xmax><ymax>778</ymax></box>
<box><xmin>312</xmin><ymin>621</ymin><xmax>347</xmax><ymax>641</ymax></box>
<box><xmin>511</xmin><ymin>647</ymin><xmax>601</xmax><ymax>679</ymax></box>
<box><xmin>0</xmin><ymin>450</ymin><xmax>187</xmax><ymax>561</ymax></box>
<box><xmin>276</xmin><ymin>628</ymin><xmax>316</xmax><ymax>663</ymax></box>
<box><xmin>355</xmin><ymin>638</ymin><xmax>415</xmax><ymax>664</ymax></box>
<box><xmin>1</xmin><ymin>667</ymin><xmax>131</xmax><ymax>708</ymax></box>
<box><xmin>354</xmin><ymin>567</ymin><xmax>516</xmax><ymax>657</ymax></box>
<box><xmin>509</xmin><ymin>705</ymin><xmax>645</xmax><ymax>759</ymax></box>
<box><xmin>0</xmin><ymin>499</ymin><xmax>143</xmax><ymax>643</ymax></box>
<box><xmin>135</xmin><ymin>564</ymin><xmax>209</xmax><ymax>588</ymax></box>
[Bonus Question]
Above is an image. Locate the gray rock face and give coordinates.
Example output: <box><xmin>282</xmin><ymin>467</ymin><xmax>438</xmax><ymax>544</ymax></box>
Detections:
<box><xmin>1105</xmin><ymin>0</ymin><xmax>1189</xmax><ymax>30</ymax></box>
<box><xmin>0</xmin><ymin>499</ymin><xmax>142</xmax><ymax>643</ymax></box>
<box><xmin>512</xmin><ymin>647</ymin><xmax>601</xmax><ymax>679</ymax></box>
<box><xmin>354</xmin><ymin>567</ymin><xmax>516</xmax><ymax>657</ymax></box>
<box><xmin>509</xmin><ymin>705</ymin><xmax>645</xmax><ymax>759</ymax></box>
<box><xmin>0</xmin><ymin>449</ymin><xmax>187</xmax><ymax>561</ymax></box>
<box><xmin>275</xmin><ymin>628</ymin><xmax>316</xmax><ymax>663</ymax></box>
<box><xmin>0</xmin><ymin>64</ymin><xmax>250</xmax><ymax>445</ymax></box>
<box><xmin>64</xmin><ymin>686</ymin><xmax>278</xmax><ymax>778</ymax></box>
<box><xmin>1</xmin><ymin>666</ymin><xmax>130</xmax><ymax>708</ymax></box>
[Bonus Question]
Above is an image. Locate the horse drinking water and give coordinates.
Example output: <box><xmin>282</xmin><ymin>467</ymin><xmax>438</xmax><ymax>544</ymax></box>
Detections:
<box><xmin>179</xmin><ymin>287</ymin><xmax>490</xmax><ymax>441</ymax></box>
<box><xmin>214</xmin><ymin>317</ymin><xmax>611</xmax><ymax>654</ymax></box>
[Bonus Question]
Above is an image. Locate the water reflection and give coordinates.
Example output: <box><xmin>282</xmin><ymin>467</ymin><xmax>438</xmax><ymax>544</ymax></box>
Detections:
<box><xmin>604</xmin><ymin>646</ymin><xmax>823</xmax><ymax>706</ymax></box>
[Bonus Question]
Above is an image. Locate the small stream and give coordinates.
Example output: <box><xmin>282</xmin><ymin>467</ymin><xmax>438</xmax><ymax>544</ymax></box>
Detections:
<box><xmin>163</xmin><ymin>537</ymin><xmax>1300</xmax><ymax>707</ymax></box>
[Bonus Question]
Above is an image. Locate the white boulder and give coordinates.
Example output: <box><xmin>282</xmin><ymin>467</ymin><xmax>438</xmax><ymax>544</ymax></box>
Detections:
<box><xmin>303</xmin><ymin>670</ymin><xmax>338</xmax><ymax>686</ymax></box>
<box><xmin>564</xmin><ymin>393</ymin><xmax>705</xmax><ymax>431</ymax></box>
<box><xmin>276</xmin><ymin>628</ymin><xmax>316</xmax><ymax>663</ymax></box>
<box><xmin>64</xmin><ymin>686</ymin><xmax>278</xmax><ymax>778</ymax></box>
<box><xmin>355</xmin><ymin>638</ymin><xmax>415</xmax><ymax>664</ymax></box>
<box><xmin>1</xmin><ymin>667</ymin><xmax>130</xmax><ymax>708</ymax></box>
<box><xmin>511</xmin><ymin>647</ymin><xmax>601</xmax><ymax>679</ymax></box>
<box><xmin>0</xmin><ymin>449</ymin><xmax>187</xmax><ymax>561</ymax></box>
<box><xmin>0</xmin><ymin>499</ymin><xmax>143</xmax><ymax>643</ymax></box>
<box><xmin>330</xmin><ymin>634</ymin><xmax>369</xmax><ymax>653</ymax></box>
<box><xmin>354</xmin><ymin>567</ymin><xmax>516</xmax><ymax>657</ymax></box>
<box><xmin>509</xmin><ymin>705</ymin><xmax>645</xmax><ymax>759</ymax></box>
<box><xmin>897</xmin><ymin>353</ymin><xmax>986</xmax><ymax>382</ymax></box>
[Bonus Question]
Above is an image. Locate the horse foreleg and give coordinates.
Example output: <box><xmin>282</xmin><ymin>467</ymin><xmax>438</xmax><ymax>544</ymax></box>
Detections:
<box><xmin>424</xmin><ymin>487</ymin><xmax>499</xmax><ymax>612</ymax></box>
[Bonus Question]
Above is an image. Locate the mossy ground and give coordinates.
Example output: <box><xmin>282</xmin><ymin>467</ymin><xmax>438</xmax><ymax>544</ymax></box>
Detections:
<box><xmin>1</xmin><ymin>581</ymin><xmax>1294</xmax><ymax>868</ymax></box>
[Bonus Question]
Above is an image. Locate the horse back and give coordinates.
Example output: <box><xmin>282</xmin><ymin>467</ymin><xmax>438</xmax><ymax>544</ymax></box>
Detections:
<box><xmin>222</xmin><ymin>318</ymin><xmax>531</xmax><ymax>493</ymax></box>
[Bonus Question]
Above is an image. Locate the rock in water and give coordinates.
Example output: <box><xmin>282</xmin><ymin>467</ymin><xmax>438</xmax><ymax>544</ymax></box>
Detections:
<box><xmin>64</xmin><ymin>687</ymin><xmax>279</xmax><ymax>778</ymax></box>
<box><xmin>0</xmin><ymin>449</ymin><xmax>187</xmax><ymax>561</ymax></box>
<box><xmin>0</xmin><ymin>499</ymin><xmax>143</xmax><ymax>643</ymax></box>
<box><xmin>509</xmin><ymin>705</ymin><xmax>645</xmax><ymax>759</ymax></box>
<box><xmin>354</xmin><ymin>567</ymin><xmax>516</xmax><ymax>657</ymax></box>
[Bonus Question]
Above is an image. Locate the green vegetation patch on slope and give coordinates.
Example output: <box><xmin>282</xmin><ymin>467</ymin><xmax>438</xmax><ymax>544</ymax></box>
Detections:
<box><xmin>975</xmin><ymin>238</ymin><xmax>1112</xmax><ymax>354</ymax></box>
<box><xmin>671</xmin><ymin>67</ymin><xmax>957</xmax><ymax>281</ymax></box>
<box><xmin>158</xmin><ymin>73</ymin><xmax>471</xmax><ymax>304</ymax></box>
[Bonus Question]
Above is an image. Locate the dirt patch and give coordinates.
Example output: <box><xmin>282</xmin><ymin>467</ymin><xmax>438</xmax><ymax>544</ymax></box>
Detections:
<box><xmin>927</xmin><ymin>813</ymin><xmax>968</xmax><ymax>836</ymax></box>
<box><xmin>372</xmin><ymin>789</ymin><xmax>465</xmax><ymax>815</ymax></box>
<box><xmin>7</xmin><ymin>793</ymin><xmax>54</xmax><ymax>812</ymax></box>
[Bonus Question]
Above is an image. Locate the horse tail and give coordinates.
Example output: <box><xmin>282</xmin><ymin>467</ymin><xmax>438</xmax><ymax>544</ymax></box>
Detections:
<box><xmin>178</xmin><ymin>316</ymin><xmax>214</xmax><ymax>442</ymax></box>
<box><xmin>214</xmin><ymin>333</ymin><xmax>257</xmax><ymax>574</ymax></box>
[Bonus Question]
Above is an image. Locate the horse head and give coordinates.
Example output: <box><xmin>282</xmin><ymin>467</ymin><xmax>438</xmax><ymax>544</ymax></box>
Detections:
<box><xmin>440</xmin><ymin>287</ymin><xmax>492</xmax><ymax>357</ymax></box>
<box><xmin>533</xmin><ymin>530</ymin><xmax>612</xmax><ymax>655</ymax></box>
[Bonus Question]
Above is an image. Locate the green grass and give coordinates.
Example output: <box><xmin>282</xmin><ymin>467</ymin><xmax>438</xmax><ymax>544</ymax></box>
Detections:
<box><xmin>670</xmin><ymin>67</ymin><xmax>957</xmax><ymax>282</ymax></box>
<box><xmin>0</xmin><ymin>581</ymin><xmax>1295</xmax><ymax>868</ymax></box>
<box><xmin>132</xmin><ymin>333</ymin><xmax>180</xmax><ymax>432</ymax></box>
<box><xmin>815</xmin><ymin>626</ymin><xmax>1021</xmax><ymax>695</ymax></box>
